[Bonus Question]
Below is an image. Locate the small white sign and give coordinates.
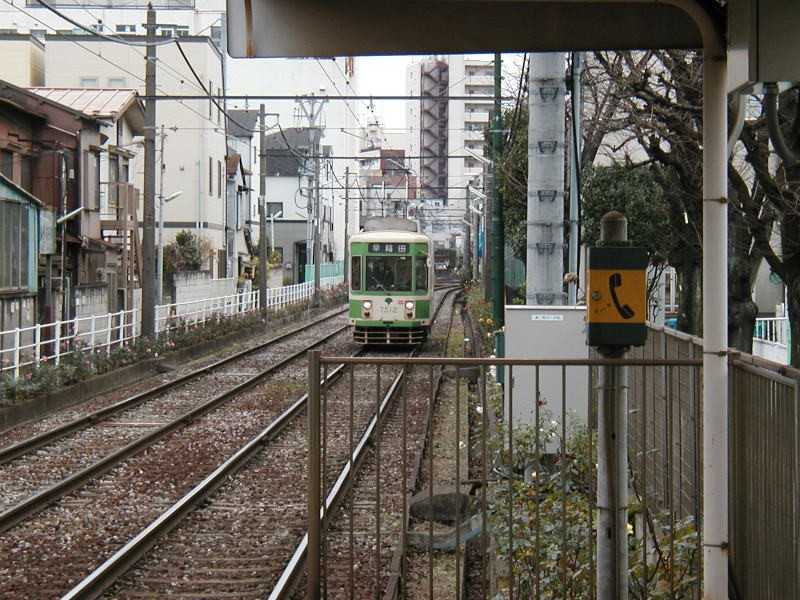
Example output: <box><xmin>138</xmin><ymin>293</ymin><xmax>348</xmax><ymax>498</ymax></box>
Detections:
<box><xmin>531</xmin><ymin>314</ymin><xmax>564</xmax><ymax>322</ymax></box>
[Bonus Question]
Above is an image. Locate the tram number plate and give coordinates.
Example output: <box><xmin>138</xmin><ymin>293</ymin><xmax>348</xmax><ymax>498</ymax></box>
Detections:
<box><xmin>378</xmin><ymin>306</ymin><xmax>398</xmax><ymax>314</ymax></box>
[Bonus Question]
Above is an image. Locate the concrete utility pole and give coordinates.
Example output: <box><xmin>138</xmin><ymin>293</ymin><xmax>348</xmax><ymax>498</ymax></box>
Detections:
<box><xmin>526</xmin><ymin>53</ymin><xmax>567</xmax><ymax>306</ymax></box>
<box><xmin>258</xmin><ymin>104</ymin><xmax>268</xmax><ymax>311</ymax></box>
<box><xmin>296</xmin><ymin>97</ymin><xmax>327</xmax><ymax>307</ymax></box>
<box><xmin>491</xmin><ymin>51</ymin><xmax>505</xmax><ymax>328</ymax></box>
<box><xmin>141</xmin><ymin>4</ymin><xmax>157</xmax><ymax>337</ymax></box>
<box><xmin>595</xmin><ymin>212</ymin><xmax>631</xmax><ymax>600</ymax></box>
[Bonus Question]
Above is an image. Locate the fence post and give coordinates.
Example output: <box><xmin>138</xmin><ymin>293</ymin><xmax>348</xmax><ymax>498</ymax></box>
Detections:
<box><xmin>54</xmin><ymin>320</ymin><xmax>62</xmax><ymax>367</ymax></box>
<box><xmin>118</xmin><ymin>311</ymin><xmax>125</xmax><ymax>348</ymax></box>
<box><xmin>33</xmin><ymin>323</ymin><xmax>41</xmax><ymax>368</ymax></box>
<box><xmin>13</xmin><ymin>328</ymin><xmax>21</xmax><ymax>378</ymax></box>
<box><xmin>307</xmin><ymin>350</ymin><xmax>322</xmax><ymax>600</ymax></box>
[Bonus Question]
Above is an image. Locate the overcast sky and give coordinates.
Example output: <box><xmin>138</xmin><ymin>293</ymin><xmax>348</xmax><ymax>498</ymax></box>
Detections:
<box><xmin>356</xmin><ymin>55</ymin><xmax>416</xmax><ymax>129</ymax></box>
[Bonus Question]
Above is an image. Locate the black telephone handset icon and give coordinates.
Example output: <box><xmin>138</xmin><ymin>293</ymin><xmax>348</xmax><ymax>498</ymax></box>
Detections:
<box><xmin>609</xmin><ymin>273</ymin><xmax>635</xmax><ymax>319</ymax></box>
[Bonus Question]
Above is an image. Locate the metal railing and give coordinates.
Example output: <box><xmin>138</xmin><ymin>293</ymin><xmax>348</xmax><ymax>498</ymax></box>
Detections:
<box><xmin>754</xmin><ymin>316</ymin><xmax>789</xmax><ymax>345</ymax></box>
<box><xmin>155</xmin><ymin>290</ymin><xmax>260</xmax><ymax>331</ymax></box>
<box><xmin>729</xmin><ymin>355</ymin><xmax>800</xmax><ymax>598</ymax></box>
<box><xmin>1</xmin><ymin>276</ymin><xmax>344</xmax><ymax>378</ymax></box>
<box><xmin>634</xmin><ymin>325</ymin><xmax>800</xmax><ymax>600</ymax></box>
<box><xmin>0</xmin><ymin>309</ymin><xmax>138</xmax><ymax>378</ymax></box>
<box><xmin>306</xmin><ymin>333</ymin><xmax>800</xmax><ymax>598</ymax></box>
<box><xmin>306</xmin><ymin>354</ymin><xmax>704</xmax><ymax>599</ymax></box>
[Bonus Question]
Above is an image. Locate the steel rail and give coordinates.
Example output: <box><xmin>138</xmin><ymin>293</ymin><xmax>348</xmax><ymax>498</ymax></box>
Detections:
<box><xmin>0</xmin><ymin>322</ymin><xmax>350</xmax><ymax>533</ymax></box>
<box><xmin>61</xmin><ymin>361</ymin><xmax>352</xmax><ymax>600</ymax></box>
<box><xmin>0</xmin><ymin>308</ymin><xmax>347</xmax><ymax>464</ymax></box>
<box><xmin>383</xmin><ymin>287</ymin><xmax>465</xmax><ymax>599</ymax></box>
<box><xmin>270</xmin><ymin>349</ymin><xmax>417</xmax><ymax>600</ymax></box>
<box><xmin>270</xmin><ymin>286</ymin><xmax>461</xmax><ymax>599</ymax></box>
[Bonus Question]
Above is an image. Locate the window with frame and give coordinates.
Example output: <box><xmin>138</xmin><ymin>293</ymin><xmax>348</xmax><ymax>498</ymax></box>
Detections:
<box><xmin>80</xmin><ymin>77</ymin><xmax>98</xmax><ymax>88</ymax></box>
<box><xmin>266</xmin><ymin>202</ymin><xmax>283</xmax><ymax>217</ymax></box>
<box><xmin>217</xmin><ymin>160</ymin><xmax>222</xmax><ymax>197</ymax></box>
<box><xmin>0</xmin><ymin>200</ymin><xmax>30</xmax><ymax>291</ymax></box>
<box><xmin>20</xmin><ymin>155</ymin><xmax>32</xmax><ymax>192</ymax></box>
<box><xmin>208</xmin><ymin>156</ymin><xmax>213</xmax><ymax>194</ymax></box>
<box><xmin>92</xmin><ymin>151</ymin><xmax>101</xmax><ymax>211</ymax></box>
<box><xmin>365</xmin><ymin>255</ymin><xmax>412</xmax><ymax>292</ymax></box>
<box><xmin>350</xmin><ymin>256</ymin><xmax>361</xmax><ymax>291</ymax></box>
<box><xmin>0</xmin><ymin>149</ymin><xmax>14</xmax><ymax>181</ymax></box>
<box><xmin>116</xmin><ymin>24</ymin><xmax>136</xmax><ymax>33</ymax></box>
<box><xmin>121</xmin><ymin>158</ymin><xmax>129</xmax><ymax>183</ymax></box>
<box><xmin>108</xmin><ymin>155</ymin><xmax>119</xmax><ymax>208</ymax></box>
<box><xmin>415</xmin><ymin>257</ymin><xmax>428</xmax><ymax>292</ymax></box>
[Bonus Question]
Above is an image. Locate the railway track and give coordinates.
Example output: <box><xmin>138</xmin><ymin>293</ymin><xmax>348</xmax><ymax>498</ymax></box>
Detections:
<box><xmin>43</xmin><ymin>287</ymin><xmax>460</xmax><ymax>599</ymax></box>
<box><xmin>0</xmin><ymin>308</ymin><xmax>357</xmax><ymax>598</ymax></box>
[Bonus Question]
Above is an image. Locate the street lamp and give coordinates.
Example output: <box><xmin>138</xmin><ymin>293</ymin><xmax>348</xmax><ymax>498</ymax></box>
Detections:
<box><xmin>268</xmin><ymin>210</ymin><xmax>283</xmax><ymax>253</ymax></box>
<box><xmin>464</xmin><ymin>146</ymin><xmax>493</xmax><ymax>167</ymax></box>
<box><xmin>56</xmin><ymin>206</ymin><xmax>86</xmax><ymax>225</ymax></box>
<box><xmin>468</xmin><ymin>186</ymin><xmax>487</xmax><ymax>201</ymax></box>
<box><xmin>157</xmin><ymin>190</ymin><xmax>183</xmax><ymax>307</ymax></box>
<box><xmin>57</xmin><ymin>206</ymin><xmax>85</xmax><ymax>320</ymax></box>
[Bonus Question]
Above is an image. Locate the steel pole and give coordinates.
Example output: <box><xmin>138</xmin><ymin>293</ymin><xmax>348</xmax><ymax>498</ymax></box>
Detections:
<box><xmin>491</xmin><ymin>51</ymin><xmax>505</xmax><ymax>328</ymax></box>
<box><xmin>568</xmin><ymin>52</ymin><xmax>582</xmax><ymax>305</ymax></box>
<box><xmin>307</xmin><ymin>350</ymin><xmax>322</xmax><ymax>600</ymax></box>
<box><xmin>258</xmin><ymin>104</ymin><xmax>268</xmax><ymax>312</ymax></box>
<box><xmin>701</xmin><ymin>42</ymin><xmax>729</xmax><ymax>600</ymax></box>
<box><xmin>596</xmin><ymin>211</ymin><xmax>629</xmax><ymax>600</ymax></box>
<box><xmin>157</xmin><ymin>125</ymin><xmax>165</xmax><ymax>308</ymax></box>
<box><xmin>344</xmin><ymin>166</ymin><xmax>350</xmax><ymax>285</ymax></box>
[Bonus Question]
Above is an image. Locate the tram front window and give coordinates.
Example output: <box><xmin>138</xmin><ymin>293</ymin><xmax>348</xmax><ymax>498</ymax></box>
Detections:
<box><xmin>366</xmin><ymin>256</ymin><xmax>412</xmax><ymax>292</ymax></box>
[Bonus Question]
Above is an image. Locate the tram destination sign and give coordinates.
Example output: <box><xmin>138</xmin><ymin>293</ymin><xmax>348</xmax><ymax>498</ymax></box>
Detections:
<box><xmin>369</xmin><ymin>243</ymin><xmax>409</xmax><ymax>254</ymax></box>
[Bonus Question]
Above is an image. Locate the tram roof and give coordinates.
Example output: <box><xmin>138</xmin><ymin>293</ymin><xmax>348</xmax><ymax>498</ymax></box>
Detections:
<box><xmin>350</xmin><ymin>230</ymin><xmax>432</xmax><ymax>246</ymax></box>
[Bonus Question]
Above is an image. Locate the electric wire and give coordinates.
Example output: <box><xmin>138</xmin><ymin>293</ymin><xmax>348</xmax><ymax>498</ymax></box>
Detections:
<box><xmin>174</xmin><ymin>39</ymin><xmax>254</xmax><ymax>134</ymax></box>
<box><xmin>33</xmin><ymin>0</ymin><xmax>178</xmax><ymax>46</ymax></box>
<box><xmin>4</xmin><ymin>1</ymin><xmax>228</xmax><ymax>132</ymax></box>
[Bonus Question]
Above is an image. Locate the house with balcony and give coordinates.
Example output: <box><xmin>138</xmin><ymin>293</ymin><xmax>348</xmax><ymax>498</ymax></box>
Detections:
<box><xmin>0</xmin><ymin>80</ymin><xmax>146</xmax><ymax>334</ymax></box>
<box><xmin>27</xmin><ymin>87</ymin><xmax>146</xmax><ymax>314</ymax></box>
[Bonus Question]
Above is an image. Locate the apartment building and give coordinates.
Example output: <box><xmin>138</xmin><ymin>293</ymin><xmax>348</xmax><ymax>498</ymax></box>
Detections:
<box><xmin>406</xmin><ymin>55</ymin><xmax>493</xmax><ymax>249</ymax></box>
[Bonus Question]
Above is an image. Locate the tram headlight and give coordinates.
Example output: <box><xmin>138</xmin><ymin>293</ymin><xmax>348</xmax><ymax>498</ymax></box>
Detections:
<box><xmin>363</xmin><ymin>300</ymin><xmax>373</xmax><ymax>310</ymax></box>
<box><xmin>404</xmin><ymin>301</ymin><xmax>415</xmax><ymax>311</ymax></box>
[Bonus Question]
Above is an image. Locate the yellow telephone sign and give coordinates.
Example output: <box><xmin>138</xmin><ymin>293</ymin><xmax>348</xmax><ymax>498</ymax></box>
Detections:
<box><xmin>586</xmin><ymin>247</ymin><xmax>648</xmax><ymax>347</ymax></box>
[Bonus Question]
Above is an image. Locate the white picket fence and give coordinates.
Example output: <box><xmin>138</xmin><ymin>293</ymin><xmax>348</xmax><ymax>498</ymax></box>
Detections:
<box><xmin>0</xmin><ymin>276</ymin><xmax>344</xmax><ymax>378</ymax></box>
